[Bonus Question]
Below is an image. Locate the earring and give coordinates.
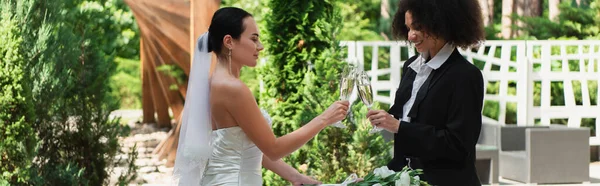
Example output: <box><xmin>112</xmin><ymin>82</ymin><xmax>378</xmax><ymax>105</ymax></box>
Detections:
<box><xmin>228</xmin><ymin>49</ymin><xmax>232</xmax><ymax>61</ymax></box>
<box><xmin>228</xmin><ymin>49</ymin><xmax>232</xmax><ymax>75</ymax></box>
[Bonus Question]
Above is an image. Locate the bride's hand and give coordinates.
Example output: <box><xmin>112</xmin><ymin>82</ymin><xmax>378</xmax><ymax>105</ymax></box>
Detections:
<box><xmin>290</xmin><ymin>173</ymin><xmax>321</xmax><ymax>186</ymax></box>
<box><xmin>318</xmin><ymin>100</ymin><xmax>350</xmax><ymax>125</ymax></box>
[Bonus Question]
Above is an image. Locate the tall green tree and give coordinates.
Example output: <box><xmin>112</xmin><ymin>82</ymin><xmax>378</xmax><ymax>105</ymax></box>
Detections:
<box><xmin>337</xmin><ymin>0</ymin><xmax>382</xmax><ymax>41</ymax></box>
<box><xmin>517</xmin><ymin>0</ymin><xmax>600</xmax><ymax>39</ymax></box>
<box><xmin>29</xmin><ymin>1</ymin><xmax>133</xmax><ymax>185</ymax></box>
<box><xmin>106</xmin><ymin>0</ymin><xmax>143</xmax><ymax>109</ymax></box>
<box><xmin>378</xmin><ymin>0</ymin><xmax>399</xmax><ymax>40</ymax></box>
<box><xmin>0</xmin><ymin>1</ymin><xmax>38</xmax><ymax>184</ymax></box>
<box><xmin>1</xmin><ymin>0</ymin><xmax>137</xmax><ymax>185</ymax></box>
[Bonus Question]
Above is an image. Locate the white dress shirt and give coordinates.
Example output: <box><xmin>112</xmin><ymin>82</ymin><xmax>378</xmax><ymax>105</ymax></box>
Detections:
<box><xmin>401</xmin><ymin>43</ymin><xmax>455</xmax><ymax>122</ymax></box>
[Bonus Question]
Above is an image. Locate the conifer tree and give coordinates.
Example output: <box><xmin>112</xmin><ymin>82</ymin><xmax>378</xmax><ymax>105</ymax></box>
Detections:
<box><xmin>0</xmin><ymin>1</ymin><xmax>38</xmax><ymax>183</ymax></box>
<box><xmin>1</xmin><ymin>0</ymin><xmax>137</xmax><ymax>184</ymax></box>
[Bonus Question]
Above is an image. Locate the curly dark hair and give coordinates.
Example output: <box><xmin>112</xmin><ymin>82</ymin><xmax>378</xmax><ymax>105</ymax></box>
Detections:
<box><xmin>392</xmin><ymin>0</ymin><xmax>485</xmax><ymax>49</ymax></box>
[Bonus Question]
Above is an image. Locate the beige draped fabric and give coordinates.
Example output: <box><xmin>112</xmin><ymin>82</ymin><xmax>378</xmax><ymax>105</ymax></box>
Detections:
<box><xmin>125</xmin><ymin>0</ymin><xmax>220</xmax><ymax>166</ymax></box>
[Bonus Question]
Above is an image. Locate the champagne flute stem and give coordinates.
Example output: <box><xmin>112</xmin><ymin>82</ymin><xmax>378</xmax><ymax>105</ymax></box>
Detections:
<box><xmin>367</xmin><ymin>105</ymin><xmax>383</xmax><ymax>134</ymax></box>
<box><xmin>368</xmin><ymin>106</ymin><xmax>377</xmax><ymax>130</ymax></box>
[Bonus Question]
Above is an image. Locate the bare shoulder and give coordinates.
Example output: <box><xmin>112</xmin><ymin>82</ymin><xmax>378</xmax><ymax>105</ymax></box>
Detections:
<box><xmin>211</xmin><ymin>77</ymin><xmax>253</xmax><ymax>100</ymax></box>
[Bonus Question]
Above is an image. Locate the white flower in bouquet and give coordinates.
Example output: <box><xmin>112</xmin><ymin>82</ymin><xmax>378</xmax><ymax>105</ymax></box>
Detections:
<box><xmin>345</xmin><ymin>166</ymin><xmax>430</xmax><ymax>186</ymax></box>
<box><xmin>395</xmin><ymin>171</ymin><xmax>410</xmax><ymax>186</ymax></box>
<box><xmin>372</xmin><ymin>184</ymin><xmax>383</xmax><ymax>186</ymax></box>
<box><xmin>412</xmin><ymin>175</ymin><xmax>420</xmax><ymax>185</ymax></box>
<box><xmin>373</xmin><ymin>166</ymin><xmax>395</xmax><ymax>178</ymax></box>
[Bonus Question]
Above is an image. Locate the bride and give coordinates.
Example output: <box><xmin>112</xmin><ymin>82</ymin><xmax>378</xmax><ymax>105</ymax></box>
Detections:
<box><xmin>173</xmin><ymin>7</ymin><xmax>350</xmax><ymax>186</ymax></box>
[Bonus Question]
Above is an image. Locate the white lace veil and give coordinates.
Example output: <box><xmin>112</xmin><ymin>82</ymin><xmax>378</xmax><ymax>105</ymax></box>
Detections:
<box><xmin>173</xmin><ymin>32</ymin><xmax>213</xmax><ymax>185</ymax></box>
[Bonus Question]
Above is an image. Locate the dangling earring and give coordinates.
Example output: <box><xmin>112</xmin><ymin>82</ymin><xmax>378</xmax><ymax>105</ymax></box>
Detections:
<box><xmin>228</xmin><ymin>48</ymin><xmax>232</xmax><ymax>75</ymax></box>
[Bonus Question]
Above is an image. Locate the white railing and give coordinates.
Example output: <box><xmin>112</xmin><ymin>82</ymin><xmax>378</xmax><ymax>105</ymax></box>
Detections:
<box><xmin>341</xmin><ymin>40</ymin><xmax>600</xmax><ymax>144</ymax></box>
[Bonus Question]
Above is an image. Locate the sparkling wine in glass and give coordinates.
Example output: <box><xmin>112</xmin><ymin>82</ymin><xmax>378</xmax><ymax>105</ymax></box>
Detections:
<box><xmin>331</xmin><ymin>64</ymin><xmax>356</xmax><ymax>128</ymax></box>
<box><xmin>356</xmin><ymin>71</ymin><xmax>382</xmax><ymax>133</ymax></box>
<box><xmin>339</xmin><ymin>76</ymin><xmax>355</xmax><ymax>101</ymax></box>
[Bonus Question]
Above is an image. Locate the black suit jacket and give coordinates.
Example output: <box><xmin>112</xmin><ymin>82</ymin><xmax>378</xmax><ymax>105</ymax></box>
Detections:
<box><xmin>386</xmin><ymin>49</ymin><xmax>484</xmax><ymax>186</ymax></box>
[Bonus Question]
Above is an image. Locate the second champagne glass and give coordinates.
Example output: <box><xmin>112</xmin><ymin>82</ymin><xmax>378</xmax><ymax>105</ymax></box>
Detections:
<box><xmin>356</xmin><ymin>71</ymin><xmax>382</xmax><ymax>133</ymax></box>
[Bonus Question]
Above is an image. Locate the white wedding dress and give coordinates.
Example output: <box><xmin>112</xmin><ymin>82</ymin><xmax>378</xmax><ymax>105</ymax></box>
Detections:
<box><xmin>200</xmin><ymin>110</ymin><xmax>272</xmax><ymax>186</ymax></box>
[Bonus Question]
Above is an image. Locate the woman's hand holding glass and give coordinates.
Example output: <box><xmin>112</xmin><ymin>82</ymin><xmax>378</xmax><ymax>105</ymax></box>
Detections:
<box><xmin>317</xmin><ymin>101</ymin><xmax>350</xmax><ymax>127</ymax></box>
<box><xmin>366</xmin><ymin>109</ymin><xmax>400</xmax><ymax>133</ymax></box>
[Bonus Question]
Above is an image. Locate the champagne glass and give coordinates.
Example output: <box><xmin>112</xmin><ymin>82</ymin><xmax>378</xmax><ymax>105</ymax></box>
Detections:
<box><xmin>356</xmin><ymin>71</ymin><xmax>382</xmax><ymax>133</ymax></box>
<box><xmin>331</xmin><ymin>64</ymin><xmax>356</xmax><ymax>128</ymax></box>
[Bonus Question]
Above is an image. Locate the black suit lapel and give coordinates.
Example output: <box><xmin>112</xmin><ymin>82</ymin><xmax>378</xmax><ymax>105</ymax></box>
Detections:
<box><xmin>427</xmin><ymin>49</ymin><xmax>461</xmax><ymax>89</ymax></box>
<box><xmin>407</xmin><ymin>71</ymin><xmax>435</xmax><ymax>118</ymax></box>
<box><xmin>394</xmin><ymin>68</ymin><xmax>416</xmax><ymax>115</ymax></box>
<box><xmin>407</xmin><ymin>50</ymin><xmax>460</xmax><ymax>119</ymax></box>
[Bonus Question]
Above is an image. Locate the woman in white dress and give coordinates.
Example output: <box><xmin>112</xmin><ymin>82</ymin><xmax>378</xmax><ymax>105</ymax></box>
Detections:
<box><xmin>173</xmin><ymin>7</ymin><xmax>350</xmax><ymax>186</ymax></box>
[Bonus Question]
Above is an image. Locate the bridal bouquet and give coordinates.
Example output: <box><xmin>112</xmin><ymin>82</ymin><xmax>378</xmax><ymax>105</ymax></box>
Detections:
<box><xmin>343</xmin><ymin>166</ymin><xmax>430</xmax><ymax>186</ymax></box>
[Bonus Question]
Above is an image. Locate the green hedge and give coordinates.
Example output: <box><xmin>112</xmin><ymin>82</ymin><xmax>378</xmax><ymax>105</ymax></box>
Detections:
<box><xmin>0</xmin><ymin>1</ymin><xmax>38</xmax><ymax>183</ymax></box>
<box><xmin>0</xmin><ymin>0</ymin><xmax>137</xmax><ymax>185</ymax></box>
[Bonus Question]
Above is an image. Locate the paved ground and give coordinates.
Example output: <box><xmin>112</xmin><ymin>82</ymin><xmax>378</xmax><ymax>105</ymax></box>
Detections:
<box><xmin>108</xmin><ymin>109</ymin><xmax>600</xmax><ymax>186</ymax></box>
<box><xmin>109</xmin><ymin>110</ymin><xmax>173</xmax><ymax>185</ymax></box>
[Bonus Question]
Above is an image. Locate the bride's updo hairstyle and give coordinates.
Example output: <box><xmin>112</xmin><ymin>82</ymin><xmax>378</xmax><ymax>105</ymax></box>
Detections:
<box><xmin>204</xmin><ymin>7</ymin><xmax>253</xmax><ymax>57</ymax></box>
